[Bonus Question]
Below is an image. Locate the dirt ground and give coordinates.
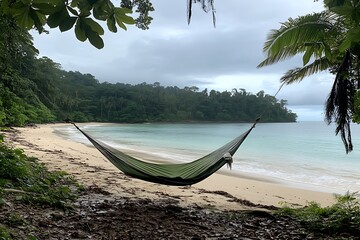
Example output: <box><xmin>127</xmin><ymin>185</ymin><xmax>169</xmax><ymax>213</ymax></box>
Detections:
<box><xmin>1</xmin><ymin>185</ymin><xmax>355</xmax><ymax>240</ymax></box>
<box><xmin>1</xmin><ymin>127</ymin><xmax>358</xmax><ymax>240</ymax></box>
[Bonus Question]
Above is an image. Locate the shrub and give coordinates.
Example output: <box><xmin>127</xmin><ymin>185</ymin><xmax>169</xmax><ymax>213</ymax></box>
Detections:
<box><xmin>0</xmin><ymin>135</ymin><xmax>83</xmax><ymax>209</ymax></box>
<box><xmin>277</xmin><ymin>192</ymin><xmax>360</xmax><ymax>236</ymax></box>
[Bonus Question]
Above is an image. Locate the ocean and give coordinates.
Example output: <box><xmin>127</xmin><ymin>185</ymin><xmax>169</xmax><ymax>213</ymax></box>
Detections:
<box><xmin>55</xmin><ymin>122</ymin><xmax>360</xmax><ymax>194</ymax></box>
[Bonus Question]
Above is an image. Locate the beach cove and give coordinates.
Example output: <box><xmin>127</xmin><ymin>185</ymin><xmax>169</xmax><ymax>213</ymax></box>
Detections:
<box><xmin>6</xmin><ymin>123</ymin><xmax>341</xmax><ymax>210</ymax></box>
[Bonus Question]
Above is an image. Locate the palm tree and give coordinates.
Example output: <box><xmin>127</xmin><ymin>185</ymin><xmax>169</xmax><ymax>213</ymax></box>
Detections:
<box><xmin>187</xmin><ymin>0</ymin><xmax>216</xmax><ymax>26</ymax></box>
<box><xmin>257</xmin><ymin>0</ymin><xmax>360</xmax><ymax>153</ymax></box>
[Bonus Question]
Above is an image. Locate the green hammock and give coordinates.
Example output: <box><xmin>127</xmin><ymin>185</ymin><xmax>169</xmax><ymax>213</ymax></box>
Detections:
<box><xmin>72</xmin><ymin>121</ymin><xmax>258</xmax><ymax>186</ymax></box>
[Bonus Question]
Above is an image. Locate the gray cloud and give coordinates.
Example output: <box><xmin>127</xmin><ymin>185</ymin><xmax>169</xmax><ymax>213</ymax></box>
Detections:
<box><xmin>32</xmin><ymin>0</ymin><xmax>328</xmax><ymax>119</ymax></box>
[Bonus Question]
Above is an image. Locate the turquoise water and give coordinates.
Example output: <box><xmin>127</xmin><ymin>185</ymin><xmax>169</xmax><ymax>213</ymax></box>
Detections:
<box><xmin>56</xmin><ymin>122</ymin><xmax>360</xmax><ymax>193</ymax></box>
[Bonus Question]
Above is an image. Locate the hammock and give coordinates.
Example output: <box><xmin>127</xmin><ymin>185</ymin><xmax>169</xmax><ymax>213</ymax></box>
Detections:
<box><xmin>72</xmin><ymin>121</ymin><xmax>258</xmax><ymax>186</ymax></box>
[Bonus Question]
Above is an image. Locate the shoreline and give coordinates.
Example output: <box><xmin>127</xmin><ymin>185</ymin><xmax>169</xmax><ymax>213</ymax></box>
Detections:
<box><xmin>58</xmin><ymin>122</ymin><xmax>350</xmax><ymax>194</ymax></box>
<box><xmin>5</xmin><ymin>123</ymin><xmax>337</xmax><ymax>210</ymax></box>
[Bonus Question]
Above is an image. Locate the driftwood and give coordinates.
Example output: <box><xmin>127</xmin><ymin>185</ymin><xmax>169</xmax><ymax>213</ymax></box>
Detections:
<box><xmin>3</xmin><ymin>188</ymin><xmax>41</xmax><ymax>195</ymax></box>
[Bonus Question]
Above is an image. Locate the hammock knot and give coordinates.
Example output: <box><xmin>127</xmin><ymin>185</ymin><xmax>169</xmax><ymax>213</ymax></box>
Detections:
<box><xmin>223</xmin><ymin>152</ymin><xmax>233</xmax><ymax>170</ymax></box>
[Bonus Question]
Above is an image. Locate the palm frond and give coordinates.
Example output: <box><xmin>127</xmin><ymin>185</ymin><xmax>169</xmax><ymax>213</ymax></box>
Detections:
<box><xmin>325</xmin><ymin>50</ymin><xmax>355</xmax><ymax>153</ymax></box>
<box><xmin>264</xmin><ymin>12</ymin><xmax>336</xmax><ymax>52</ymax></box>
<box><xmin>257</xmin><ymin>46</ymin><xmax>302</xmax><ymax>68</ymax></box>
<box><xmin>187</xmin><ymin>0</ymin><xmax>193</xmax><ymax>25</ymax></box>
<box><xmin>187</xmin><ymin>0</ymin><xmax>216</xmax><ymax>27</ymax></box>
<box><xmin>258</xmin><ymin>12</ymin><xmax>338</xmax><ymax>68</ymax></box>
<box><xmin>280</xmin><ymin>57</ymin><xmax>332</xmax><ymax>84</ymax></box>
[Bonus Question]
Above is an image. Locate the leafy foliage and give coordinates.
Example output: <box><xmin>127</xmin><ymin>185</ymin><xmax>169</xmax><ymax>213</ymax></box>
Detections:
<box><xmin>0</xmin><ymin>0</ymin><xmax>217</xmax><ymax>48</ymax></box>
<box><xmin>0</xmin><ymin>8</ymin><xmax>296</xmax><ymax>126</ymax></box>
<box><xmin>0</xmin><ymin>132</ymin><xmax>83</xmax><ymax>238</ymax></box>
<box><xmin>187</xmin><ymin>0</ymin><xmax>216</xmax><ymax>27</ymax></box>
<box><xmin>51</xmin><ymin>76</ymin><xmax>297</xmax><ymax>123</ymax></box>
<box><xmin>0</xmin><ymin>14</ymin><xmax>56</xmax><ymax>126</ymax></box>
<box><xmin>0</xmin><ymin>0</ymin><xmax>154</xmax><ymax>48</ymax></box>
<box><xmin>258</xmin><ymin>0</ymin><xmax>360</xmax><ymax>153</ymax></box>
<box><xmin>325</xmin><ymin>51</ymin><xmax>355</xmax><ymax>153</ymax></box>
<box><xmin>277</xmin><ymin>192</ymin><xmax>360</xmax><ymax>236</ymax></box>
<box><xmin>121</xmin><ymin>0</ymin><xmax>154</xmax><ymax>30</ymax></box>
<box><xmin>354</xmin><ymin>91</ymin><xmax>360</xmax><ymax>122</ymax></box>
<box><xmin>0</xmin><ymin>139</ymin><xmax>83</xmax><ymax>209</ymax></box>
<box><xmin>0</xmin><ymin>226</ymin><xmax>12</xmax><ymax>240</ymax></box>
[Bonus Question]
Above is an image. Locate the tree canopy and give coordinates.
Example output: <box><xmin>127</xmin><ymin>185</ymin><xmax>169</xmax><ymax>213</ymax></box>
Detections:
<box><xmin>0</xmin><ymin>12</ymin><xmax>296</xmax><ymax>125</ymax></box>
<box><xmin>51</xmin><ymin>76</ymin><xmax>297</xmax><ymax>123</ymax></box>
<box><xmin>258</xmin><ymin>0</ymin><xmax>360</xmax><ymax>153</ymax></box>
<box><xmin>0</xmin><ymin>0</ymin><xmax>217</xmax><ymax>48</ymax></box>
<box><xmin>0</xmin><ymin>0</ymin><xmax>155</xmax><ymax>48</ymax></box>
<box><xmin>0</xmin><ymin>14</ymin><xmax>55</xmax><ymax>125</ymax></box>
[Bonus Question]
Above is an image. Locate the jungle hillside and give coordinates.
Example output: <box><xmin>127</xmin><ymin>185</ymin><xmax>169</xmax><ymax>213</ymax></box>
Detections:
<box><xmin>0</xmin><ymin>14</ymin><xmax>296</xmax><ymax>126</ymax></box>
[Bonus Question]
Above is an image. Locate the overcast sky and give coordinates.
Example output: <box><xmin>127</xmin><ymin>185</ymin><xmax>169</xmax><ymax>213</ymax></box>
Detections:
<box><xmin>31</xmin><ymin>0</ymin><xmax>330</xmax><ymax>121</ymax></box>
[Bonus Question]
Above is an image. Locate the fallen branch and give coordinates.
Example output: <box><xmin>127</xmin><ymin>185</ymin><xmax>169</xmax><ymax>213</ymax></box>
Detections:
<box><xmin>3</xmin><ymin>188</ymin><xmax>41</xmax><ymax>195</ymax></box>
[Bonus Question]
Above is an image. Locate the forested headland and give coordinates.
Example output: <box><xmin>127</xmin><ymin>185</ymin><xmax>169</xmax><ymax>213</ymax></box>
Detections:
<box><xmin>2</xmin><ymin>1</ymin><xmax>360</xmax><ymax>239</ymax></box>
<box><xmin>0</xmin><ymin>14</ymin><xmax>296</xmax><ymax>126</ymax></box>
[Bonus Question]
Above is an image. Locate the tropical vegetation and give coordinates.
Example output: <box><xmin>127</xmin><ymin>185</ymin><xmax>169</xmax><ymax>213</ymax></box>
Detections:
<box><xmin>0</xmin><ymin>135</ymin><xmax>83</xmax><ymax>209</ymax></box>
<box><xmin>0</xmin><ymin>13</ymin><xmax>56</xmax><ymax>126</ymax></box>
<box><xmin>0</xmin><ymin>131</ymin><xmax>84</xmax><ymax>239</ymax></box>
<box><xmin>53</xmin><ymin>78</ymin><xmax>297</xmax><ymax>123</ymax></box>
<box><xmin>0</xmin><ymin>12</ymin><xmax>296</xmax><ymax>126</ymax></box>
<box><xmin>278</xmin><ymin>192</ymin><xmax>360</xmax><ymax>236</ymax></box>
<box><xmin>0</xmin><ymin>0</ymin><xmax>154</xmax><ymax>48</ymax></box>
<box><xmin>258</xmin><ymin>0</ymin><xmax>360</xmax><ymax>153</ymax></box>
<box><xmin>0</xmin><ymin>0</ymin><xmax>214</xmax><ymax>49</ymax></box>
<box><xmin>0</xmin><ymin>1</ymin><xmax>359</xmax><ymax>238</ymax></box>
<box><xmin>1</xmin><ymin>128</ymin><xmax>359</xmax><ymax>239</ymax></box>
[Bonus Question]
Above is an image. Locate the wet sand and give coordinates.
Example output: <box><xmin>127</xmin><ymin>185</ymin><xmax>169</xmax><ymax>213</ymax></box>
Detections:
<box><xmin>5</xmin><ymin>123</ymin><xmax>336</xmax><ymax>210</ymax></box>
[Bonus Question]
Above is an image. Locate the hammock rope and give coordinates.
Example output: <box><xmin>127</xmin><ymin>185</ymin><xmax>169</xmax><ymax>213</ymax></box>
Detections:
<box><xmin>71</xmin><ymin>119</ymin><xmax>259</xmax><ymax>186</ymax></box>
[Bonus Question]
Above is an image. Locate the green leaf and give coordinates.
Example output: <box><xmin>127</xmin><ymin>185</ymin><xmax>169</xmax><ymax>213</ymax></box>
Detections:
<box><xmin>323</xmin><ymin>44</ymin><xmax>332</xmax><ymax>62</ymax></box>
<box><xmin>114</xmin><ymin>7</ymin><xmax>135</xmax><ymax>30</ymax></box>
<box><xmin>75</xmin><ymin>20</ymin><xmax>87</xmax><ymax>42</ymax></box>
<box><xmin>339</xmin><ymin>39</ymin><xmax>352</xmax><ymax>52</ymax></box>
<box><xmin>32</xmin><ymin>3</ymin><xmax>61</xmax><ymax>15</ymax></box>
<box><xmin>77</xmin><ymin>0</ymin><xmax>92</xmax><ymax>17</ymax></box>
<box><xmin>82</xmin><ymin>18</ymin><xmax>104</xmax><ymax>35</ymax></box>
<box><xmin>114</xmin><ymin>7</ymin><xmax>132</xmax><ymax>15</ymax></box>
<box><xmin>67</xmin><ymin>6</ymin><xmax>79</xmax><ymax>16</ymax></box>
<box><xmin>21</xmin><ymin>0</ymin><xmax>31</xmax><ymax>5</ymax></box>
<box><xmin>331</xmin><ymin>3</ymin><xmax>360</xmax><ymax>24</ymax></box>
<box><xmin>70</xmin><ymin>0</ymin><xmax>80</xmax><ymax>8</ymax></box>
<box><xmin>331</xmin><ymin>5</ymin><xmax>355</xmax><ymax>17</ymax></box>
<box><xmin>93</xmin><ymin>0</ymin><xmax>112</xmax><ymax>21</ymax></box>
<box><xmin>116</xmin><ymin>20</ymin><xmax>127</xmax><ymax>30</ymax></box>
<box><xmin>339</xmin><ymin>28</ymin><xmax>360</xmax><ymax>52</ymax></box>
<box><xmin>18</xmin><ymin>6</ymin><xmax>35</xmax><ymax>30</ymax></box>
<box><xmin>29</xmin><ymin>8</ymin><xmax>46</xmax><ymax>32</ymax></box>
<box><xmin>9</xmin><ymin>2</ymin><xmax>34</xmax><ymax>29</ymax></box>
<box><xmin>107</xmin><ymin>15</ymin><xmax>117</xmax><ymax>33</ymax></box>
<box><xmin>47</xmin><ymin>8</ymin><xmax>68</xmax><ymax>28</ymax></box>
<box><xmin>114</xmin><ymin>12</ymin><xmax>135</xmax><ymax>24</ymax></box>
<box><xmin>59</xmin><ymin>16</ymin><xmax>77</xmax><ymax>32</ymax></box>
<box><xmin>27</xmin><ymin>235</ymin><xmax>37</xmax><ymax>240</ymax></box>
<box><xmin>33</xmin><ymin>0</ymin><xmax>63</xmax><ymax>3</ymax></box>
<box><xmin>86</xmin><ymin>29</ymin><xmax>104</xmax><ymax>49</ymax></box>
<box><xmin>303</xmin><ymin>47</ymin><xmax>313</xmax><ymax>66</ymax></box>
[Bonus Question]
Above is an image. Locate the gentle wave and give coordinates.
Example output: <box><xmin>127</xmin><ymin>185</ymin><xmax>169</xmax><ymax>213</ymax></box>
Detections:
<box><xmin>54</xmin><ymin>122</ymin><xmax>360</xmax><ymax>194</ymax></box>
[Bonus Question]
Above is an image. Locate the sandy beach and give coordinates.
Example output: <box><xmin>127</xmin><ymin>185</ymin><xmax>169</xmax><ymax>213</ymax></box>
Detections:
<box><xmin>6</xmin><ymin>123</ymin><xmax>337</xmax><ymax>210</ymax></box>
